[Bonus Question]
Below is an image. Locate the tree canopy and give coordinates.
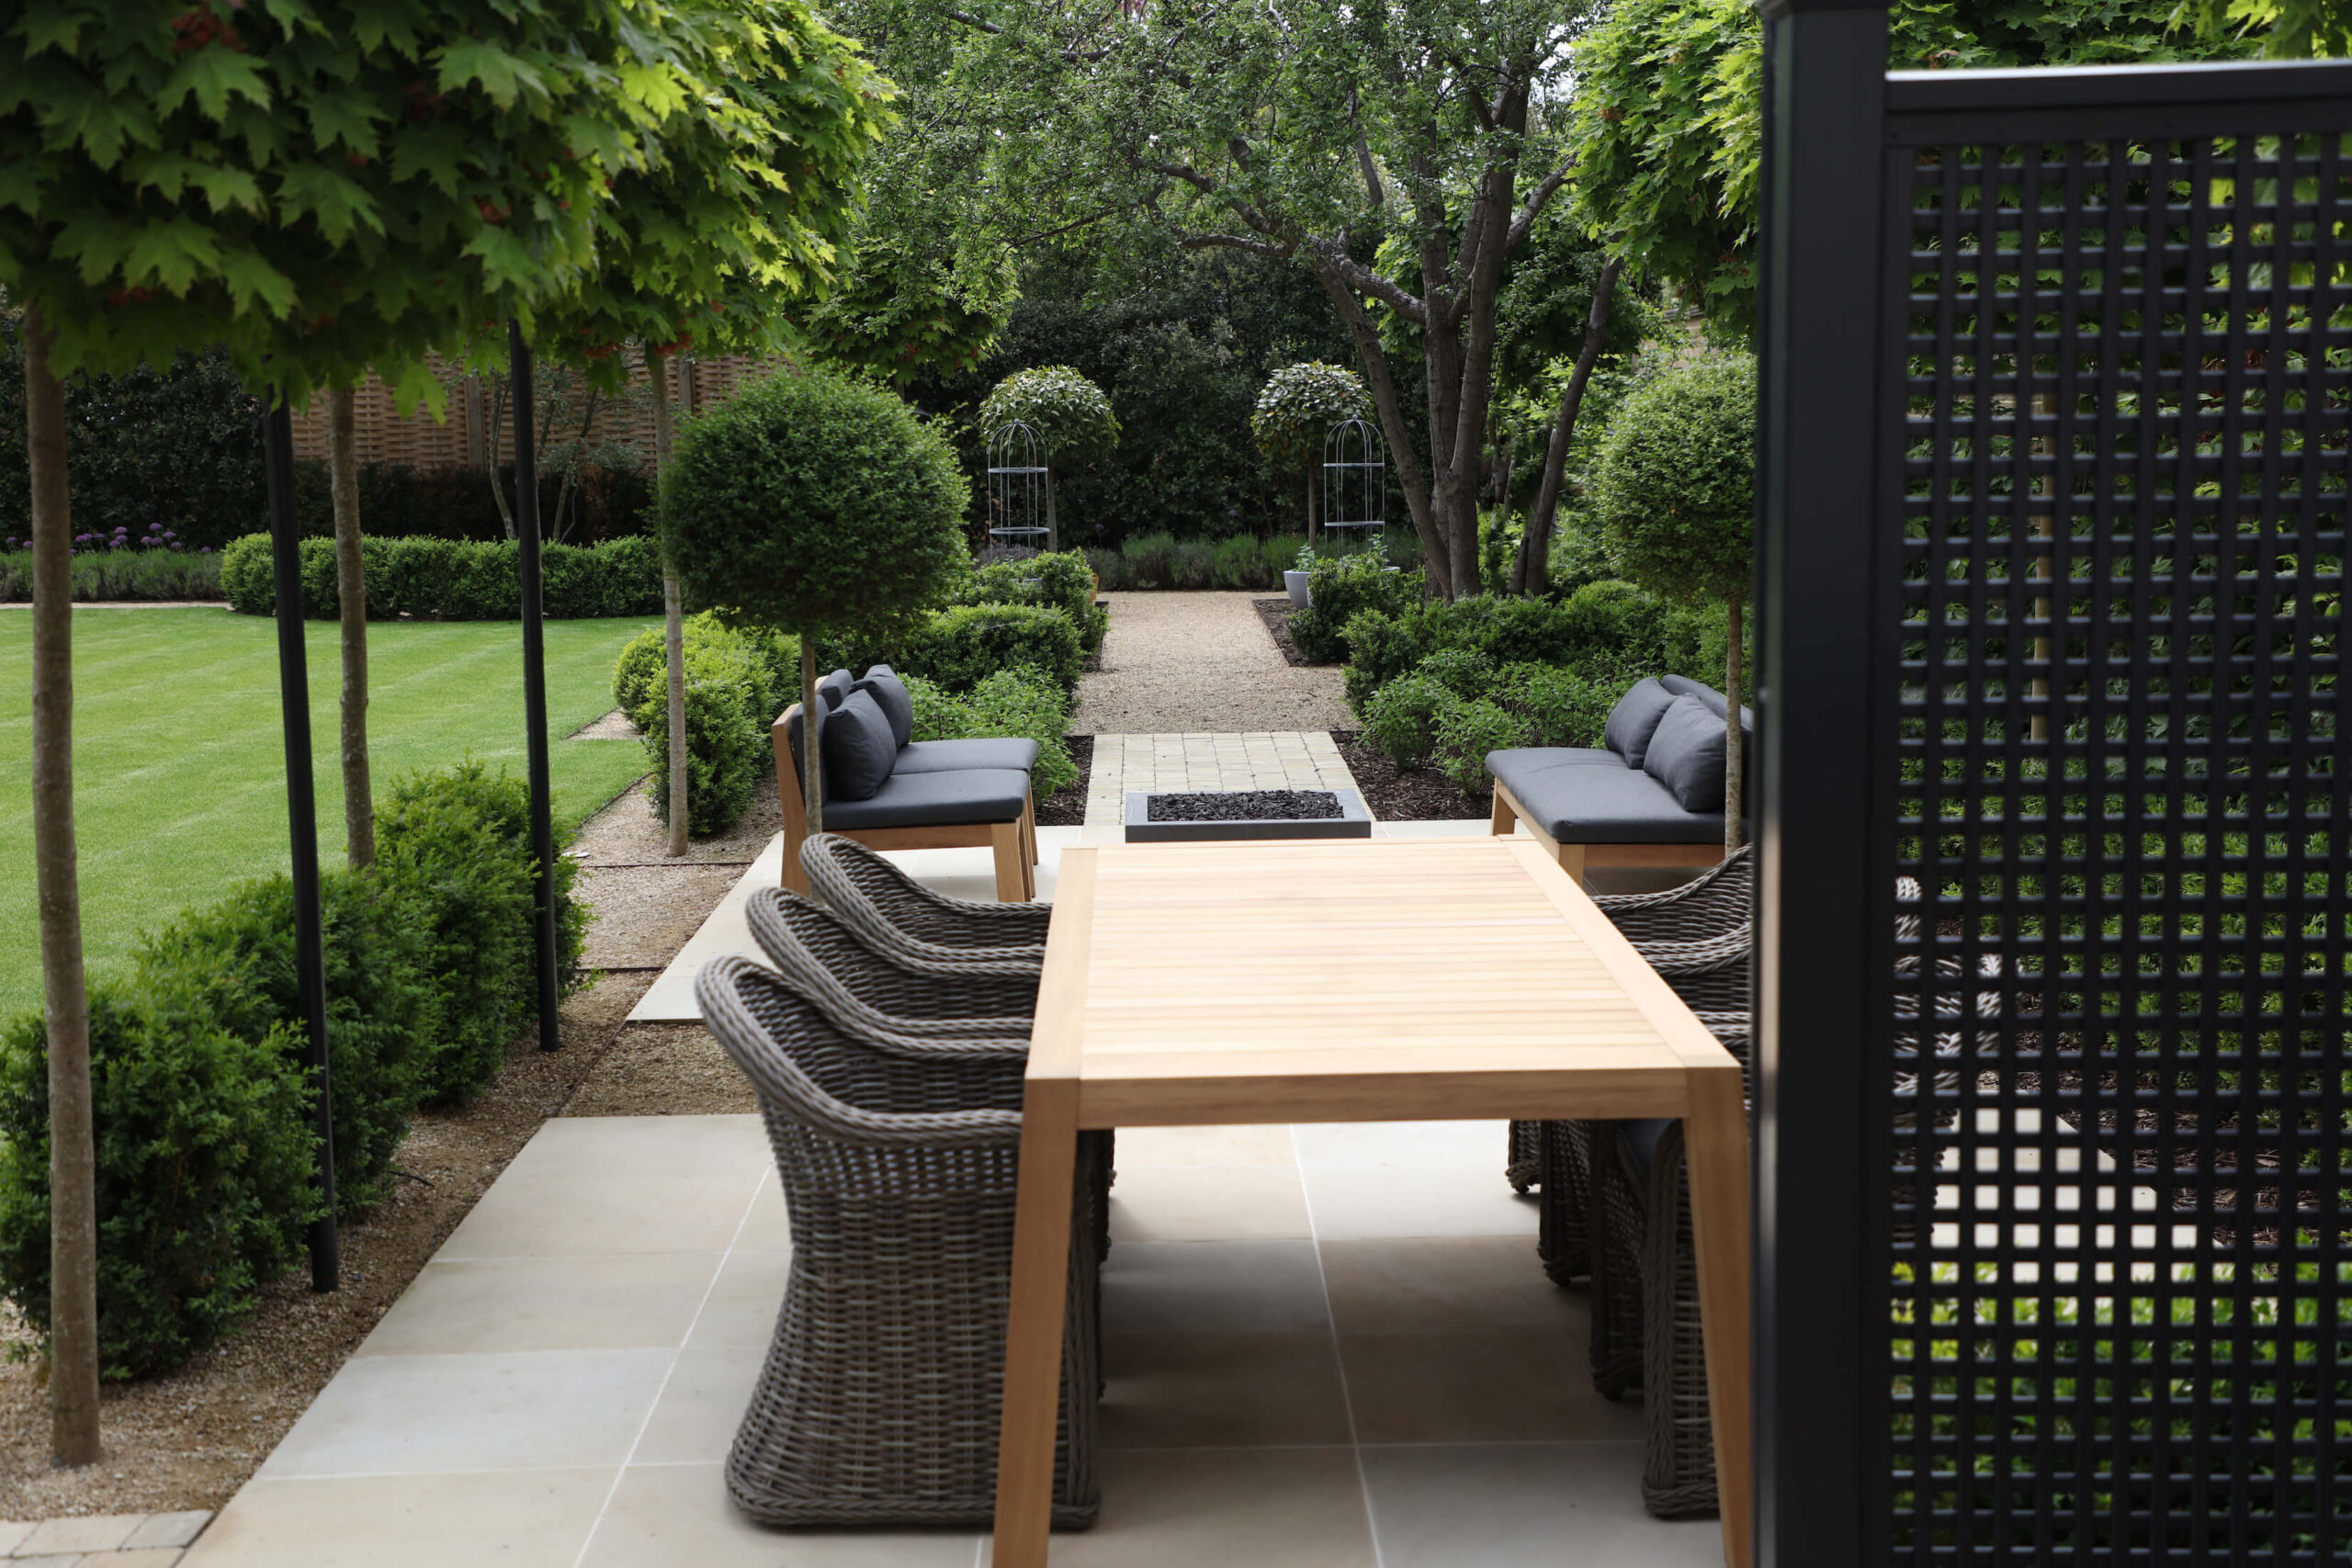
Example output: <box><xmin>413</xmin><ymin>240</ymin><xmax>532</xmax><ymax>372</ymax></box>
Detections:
<box><xmin>1251</xmin><ymin>363</ymin><xmax>1371</xmax><ymax>470</ymax></box>
<box><xmin>1566</xmin><ymin>0</ymin><xmax>2246</xmax><ymax>340</ymax></box>
<box><xmin>978</xmin><ymin>366</ymin><xmax>1118</xmax><ymax>466</ymax></box>
<box><xmin>1590</xmin><ymin>354</ymin><xmax>1756</xmax><ymax>608</ymax></box>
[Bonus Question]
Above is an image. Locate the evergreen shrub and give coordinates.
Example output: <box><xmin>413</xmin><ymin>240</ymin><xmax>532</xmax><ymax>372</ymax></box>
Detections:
<box><xmin>904</xmin><ymin>669</ymin><xmax>1080</xmax><ymax>795</ymax></box>
<box><xmin>220</xmin><ymin>535</ymin><xmax>662</xmax><ymax>620</ymax></box>
<box><xmin>613</xmin><ymin>616</ymin><xmax>777</xmax><ymax>836</ymax></box>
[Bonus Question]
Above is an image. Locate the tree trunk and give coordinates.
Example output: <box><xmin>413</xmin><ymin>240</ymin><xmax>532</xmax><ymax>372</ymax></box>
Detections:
<box><xmin>328</xmin><ymin>385</ymin><xmax>374</xmax><ymax>869</ymax></box>
<box><xmin>1724</xmin><ymin>596</ymin><xmax>1745</xmax><ymax>854</ymax></box>
<box><xmin>800</xmin><ymin>637</ymin><xmax>824</xmax><ymax>837</ymax></box>
<box><xmin>1520</xmin><ymin>257</ymin><xmax>1623</xmax><ymax>599</ymax></box>
<box><xmin>486</xmin><ymin>378</ymin><xmax>516</xmax><ymax>540</ymax></box>
<box><xmin>1305</xmin><ymin>467</ymin><xmax>1317</xmax><ymax>544</ymax></box>
<box><xmin>25</xmin><ymin>307</ymin><xmax>100</xmax><ymax>1468</ymax></box>
<box><xmin>645</xmin><ymin>346</ymin><xmax>689</xmax><ymax>859</ymax></box>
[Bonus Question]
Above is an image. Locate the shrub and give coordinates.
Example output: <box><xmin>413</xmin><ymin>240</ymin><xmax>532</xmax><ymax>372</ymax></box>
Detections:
<box><xmin>375</xmin><ymin>760</ymin><xmax>589</xmax><ymax>1101</ymax></box>
<box><xmin>614</xmin><ymin>617</ymin><xmax>776</xmax><ymax>836</ymax></box>
<box><xmin>1361</xmin><ymin>675</ymin><xmax>1458</xmax><ymax>767</ymax></box>
<box><xmin>1290</xmin><ymin>548</ymin><xmax>1423</xmax><ymax>662</ymax></box>
<box><xmin>134</xmin><ymin>871</ymin><xmax>431</xmax><ymax>1219</ymax></box>
<box><xmin>1171</xmin><ymin>537</ymin><xmax>1216</xmax><ymax>589</ymax></box>
<box><xmin>956</xmin><ymin>549</ymin><xmax>1104</xmax><ymax>654</ymax></box>
<box><xmin>1432</xmin><ymin>698</ymin><xmax>1531</xmax><ymax>794</ymax></box>
<box><xmin>220</xmin><ymin>535</ymin><xmax>662</xmax><ymax>620</ymax></box>
<box><xmin>1339</xmin><ymin>578</ymin><xmax>1690</xmax><ymax>713</ymax></box>
<box><xmin>1491</xmin><ymin>662</ymin><xmax>1619</xmax><ymax>749</ymax></box>
<box><xmin>855</xmin><ymin>603</ymin><xmax>1084</xmax><ymax>694</ymax></box>
<box><xmin>905</xmin><ymin>668</ymin><xmax>1080</xmax><ymax>796</ymax></box>
<box><xmin>1120</xmin><ymin>531</ymin><xmax>1176</xmax><ymax>589</ymax></box>
<box><xmin>1415</xmin><ymin>648</ymin><xmax>1495</xmax><ymax>699</ymax></box>
<box><xmin>0</xmin><ymin>546</ymin><xmax>223</xmax><ymax>603</ymax></box>
<box><xmin>0</xmin><ymin>980</ymin><xmax>315</xmax><ymax>1380</ymax></box>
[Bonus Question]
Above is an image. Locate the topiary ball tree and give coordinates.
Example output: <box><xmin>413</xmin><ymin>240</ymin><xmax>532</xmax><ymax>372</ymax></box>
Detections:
<box><xmin>976</xmin><ymin>367</ymin><xmax>1119</xmax><ymax>551</ymax></box>
<box><xmin>1589</xmin><ymin>352</ymin><xmax>1756</xmax><ymax>850</ymax></box>
<box><xmin>1251</xmin><ymin>362</ymin><xmax>1371</xmax><ymax>540</ymax></box>
<box><xmin>660</xmin><ymin>368</ymin><xmax>970</xmax><ymax>833</ymax></box>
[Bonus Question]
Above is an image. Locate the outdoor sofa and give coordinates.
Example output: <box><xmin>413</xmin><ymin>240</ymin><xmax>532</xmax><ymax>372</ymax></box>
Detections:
<box><xmin>1487</xmin><ymin>673</ymin><xmax>1750</xmax><ymax>885</ymax></box>
<box><xmin>774</xmin><ymin>665</ymin><xmax>1040</xmax><ymax>902</ymax></box>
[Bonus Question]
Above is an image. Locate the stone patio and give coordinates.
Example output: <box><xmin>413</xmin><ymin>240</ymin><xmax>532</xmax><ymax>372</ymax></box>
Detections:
<box><xmin>183</xmin><ymin>831</ymin><xmax>1724</xmax><ymax>1566</ymax></box>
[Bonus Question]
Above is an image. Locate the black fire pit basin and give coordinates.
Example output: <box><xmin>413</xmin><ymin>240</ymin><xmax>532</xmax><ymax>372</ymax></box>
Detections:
<box><xmin>1124</xmin><ymin>788</ymin><xmax>1373</xmax><ymax>842</ymax></box>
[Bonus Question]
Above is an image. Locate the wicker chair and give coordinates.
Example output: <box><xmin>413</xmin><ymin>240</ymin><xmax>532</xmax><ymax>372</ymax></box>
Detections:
<box><xmin>696</xmin><ymin>953</ymin><xmax>1101</xmax><ymax>1529</ymax></box>
<box><xmin>745</xmin><ymin>886</ymin><xmax>1037</xmax><ymax>1047</ymax></box>
<box><xmin>802</xmin><ymin>832</ymin><xmax>1051</xmax><ymax>967</ymax></box>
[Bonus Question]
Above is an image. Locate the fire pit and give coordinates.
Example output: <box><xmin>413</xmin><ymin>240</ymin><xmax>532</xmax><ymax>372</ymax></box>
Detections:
<box><xmin>1124</xmin><ymin>787</ymin><xmax>1373</xmax><ymax>842</ymax></box>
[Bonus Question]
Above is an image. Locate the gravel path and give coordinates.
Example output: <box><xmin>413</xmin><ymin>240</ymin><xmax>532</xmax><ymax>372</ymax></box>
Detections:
<box><xmin>1070</xmin><ymin>591</ymin><xmax>1350</xmax><ymax>734</ymax></box>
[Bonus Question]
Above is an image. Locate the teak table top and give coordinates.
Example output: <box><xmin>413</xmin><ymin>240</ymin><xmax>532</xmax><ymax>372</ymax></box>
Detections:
<box><xmin>994</xmin><ymin>837</ymin><xmax>1754</xmax><ymax>1568</ymax></box>
<box><xmin>1032</xmin><ymin>836</ymin><xmax>1736</xmax><ymax>1127</ymax></box>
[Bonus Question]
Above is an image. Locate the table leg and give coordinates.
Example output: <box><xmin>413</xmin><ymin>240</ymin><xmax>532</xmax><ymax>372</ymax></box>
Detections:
<box><xmin>1683</xmin><ymin>1063</ymin><xmax>1753</xmax><ymax>1568</ymax></box>
<box><xmin>993</xmin><ymin>1077</ymin><xmax>1080</xmax><ymax>1568</ymax></box>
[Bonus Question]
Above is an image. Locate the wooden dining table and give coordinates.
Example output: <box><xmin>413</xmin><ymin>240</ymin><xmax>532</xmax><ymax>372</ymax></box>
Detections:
<box><xmin>990</xmin><ymin>835</ymin><xmax>1753</xmax><ymax>1568</ymax></box>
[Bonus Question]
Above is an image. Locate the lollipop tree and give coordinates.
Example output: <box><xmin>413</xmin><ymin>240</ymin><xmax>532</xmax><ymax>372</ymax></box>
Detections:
<box><xmin>1251</xmin><ymin>362</ymin><xmax>1372</xmax><ymax>542</ymax></box>
<box><xmin>976</xmin><ymin>367</ymin><xmax>1118</xmax><ymax>551</ymax></box>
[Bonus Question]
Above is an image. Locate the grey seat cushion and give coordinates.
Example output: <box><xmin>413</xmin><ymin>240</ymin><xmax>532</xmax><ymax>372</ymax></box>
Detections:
<box><xmin>1661</xmin><ymin>673</ymin><xmax>1753</xmax><ymax>735</ymax></box>
<box><xmin>1487</xmin><ymin>748</ymin><xmax>1723</xmax><ymax>843</ymax></box>
<box><xmin>854</xmin><ymin>668</ymin><xmax>915</xmax><ymax>750</ymax></box>
<box><xmin>1641</xmin><ymin>695</ymin><xmax>1728</xmax><ymax>813</ymax></box>
<box><xmin>1602</xmin><ymin>678</ymin><xmax>1679</xmax><ymax>768</ymax></box>
<box><xmin>820</xmin><ymin>767</ymin><xmax>1034</xmax><ymax>830</ymax></box>
<box><xmin>894</xmin><ymin>737</ymin><xmax>1040</xmax><ymax>775</ymax></box>
<box><xmin>820</xmin><ymin>690</ymin><xmax>898</xmax><ymax>803</ymax></box>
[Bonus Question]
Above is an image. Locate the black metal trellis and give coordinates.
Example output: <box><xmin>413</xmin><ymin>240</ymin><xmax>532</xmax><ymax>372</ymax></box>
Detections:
<box><xmin>1758</xmin><ymin>6</ymin><xmax>2351</xmax><ymax>1562</ymax></box>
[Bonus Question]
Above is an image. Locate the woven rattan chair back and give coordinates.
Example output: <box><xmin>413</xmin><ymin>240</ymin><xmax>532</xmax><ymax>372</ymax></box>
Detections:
<box><xmin>696</xmin><ymin>955</ymin><xmax>1101</xmax><ymax>1529</ymax></box>
<box><xmin>802</xmin><ymin>833</ymin><xmax>1050</xmax><ymax>969</ymax></box>
<box><xmin>746</xmin><ymin>887</ymin><xmax>1038</xmax><ymax>1049</ymax></box>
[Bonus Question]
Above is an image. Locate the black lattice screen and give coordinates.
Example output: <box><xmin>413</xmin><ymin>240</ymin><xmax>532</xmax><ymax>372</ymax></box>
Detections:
<box><xmin>1885</xmin><ymin>129</ymin><xmax>2350</xmax><ymax>1561</ymax></box>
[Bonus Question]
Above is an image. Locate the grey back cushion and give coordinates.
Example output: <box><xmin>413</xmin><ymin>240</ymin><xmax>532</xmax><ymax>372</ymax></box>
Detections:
<box><xmin>854</xmin><ymin>669</ymin><xmax>915</xmax><ymax>750</ymax></box>
<box><xmin>819</xmin><ymin>689</ymin><xmax>897</xmax><ymax>803</ymax></box>
<box><xmin>1641</xmin><ymin>694</ymin><xmax>1728</xmax><ymax>813</ymax></box>
<box><xmin>815</xmin><ymin>669</ymin><xmax>855</xmax><ymax>711</ymax></box>
<box><xmin>1602</xmin><ymin>678</ymin><xmax>1679</xmax><ymax>768</ymax></box>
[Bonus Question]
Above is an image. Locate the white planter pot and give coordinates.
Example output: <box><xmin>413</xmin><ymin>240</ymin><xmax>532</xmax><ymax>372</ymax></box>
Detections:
<box><xmin>1283</xmin><ymin>569</ymin><xmax>1312</xmax><ymax>609</ymax></box>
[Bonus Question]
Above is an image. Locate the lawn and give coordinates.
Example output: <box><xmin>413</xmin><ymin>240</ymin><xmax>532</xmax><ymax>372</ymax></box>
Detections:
<box><xmin>0</xmin><ymin>607</ymin><xmax>662</xmax><ymax>1020</ymax></box>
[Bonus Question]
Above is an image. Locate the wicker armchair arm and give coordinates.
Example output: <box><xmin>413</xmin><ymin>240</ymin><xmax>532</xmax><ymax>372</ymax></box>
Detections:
<box><xmin>1637</xmin><ymin>924</ymin><xmax>1752</xmax><ymax>976</ymax></box>
<box><xmin>699</xmin><ymin>957</ymin><xmax>1026</xmax><ymax>1149</ymax></box>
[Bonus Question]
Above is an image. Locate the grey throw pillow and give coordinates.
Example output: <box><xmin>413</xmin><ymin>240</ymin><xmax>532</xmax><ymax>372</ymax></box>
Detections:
<box><xmin>819</xmin><ymin>690</ymin><xmax>897</xmax><ymax>802</ymax></box>
<box><xmin>854</xmin><ymin>669</ymin><xmax>915</xmax><ymax>750</ymax></box>
<box><xmin>1603</xmin><ymin>678</ymin><xmax>1679</xmax><ymax>768</ymax></box>
<box><xmin>815</xmin><ymin>669</ymin><xmax>855</xmax><ymax>711</ymax></box>
<box><xmin>1641</xmin><ymin>694</ymin><xmax>1728</xmax><ymax>813</ymax></box>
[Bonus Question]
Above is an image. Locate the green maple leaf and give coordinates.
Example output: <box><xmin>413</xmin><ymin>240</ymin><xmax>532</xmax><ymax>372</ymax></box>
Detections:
<box><xmin>278</xmin><ymin>164</ymin><xmax>382</xmax><ymax>243</ymax></box>
<box><xmin>217</xmin><ymin>248</ymin><xmax>299</xmax><ymax>317</ymax></box>
<box><xmin>435</xmin><ymin>39</ymin><xmax>547</xmax><ymax>108</ymax></box>
<box><xmin>160</xmin><ymin>47</ymin><xmax>274</xmax><ymax>123</ymax></box>
<box><xmin>50</xmin><ymin>210</ymin><xmax>136</xmax><ymax>284</ymax></box>
<box><xmin>389</xmin><ymin>122</ymin><xmax>467</xmax><ymax>197</ymax></box>
<box><xmin>17</xmin><ymin>1</ymin><xmax>92</xmax><ymax>59</ymax></box>
<box><xmin>40</xmin><ymin>76</ymin><xmax>157</xmax><ymax>168</ymax></box>
<box><xmin>124</xmin><ymin>218</ymin><xmax>224</xmax><ymax>293</ymax></box>
<box><xmin>304</xmin><ymin>87</ymin><xmax>383</xmax><ymax>158</ymax></box>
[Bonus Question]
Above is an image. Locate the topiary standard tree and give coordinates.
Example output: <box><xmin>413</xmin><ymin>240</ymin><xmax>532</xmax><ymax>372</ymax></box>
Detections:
<box><xmin>660</xmin><ymin>369</ymin><xmax>969</xmax><ymax>834</ymax></box>
<box><xmin>1589</xmin><ymin>353</ymin><xmax>1756</xmax><ymax>851</ymax></box>
<box><xmin>976</xmin><ymin>366</ymin><xmax>1118</xmax><ymax>551</ymax></box>
<box><xmin>1250</xmin><ymin>363</ymin><xmax>1369</xmax><ymax>542</ymax></box>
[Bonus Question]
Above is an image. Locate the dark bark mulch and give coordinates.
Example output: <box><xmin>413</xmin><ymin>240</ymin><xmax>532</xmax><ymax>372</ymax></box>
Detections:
<box><xmin>1035</xmin><ymin>733</ymin><xmax>1092</xmax><ymax>827</ymax></box>
<box><xmin>1252</xmin><ymin>596</ymin><xmax>1315</xmax><ymax>667</ymax></box>
<box><xmin>1333</xmin><ymin>729</ymin><xmax>1487</xmax><ymax>822</ymax></box>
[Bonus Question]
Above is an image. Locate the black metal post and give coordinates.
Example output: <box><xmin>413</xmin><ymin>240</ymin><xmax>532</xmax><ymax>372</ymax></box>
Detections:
<box><xmin>264</xmin><ymin>401</ymin><xmax>339</xmax><ymax>1292</ymax></box>
<box><xmin>508</xmin><ymin>322</ymin><xmax>561</xmax><ymax>1050</ymax></box>
<box><xmin>1753</xmin><ymin>0</ymin><xmax>1890</xmax><ymax>1562</ymax></box>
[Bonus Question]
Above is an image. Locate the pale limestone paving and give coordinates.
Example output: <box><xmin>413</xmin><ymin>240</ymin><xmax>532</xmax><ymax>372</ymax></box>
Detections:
<box><xmin>1070</xmin><ymin>591</ymin><xmax>1350</xmax><ymax>735</ymax></box>
<box><xmin>0</xmin><ymin>1511</ymin><xmax>209</xmax><ymax>1565</ymax></box>
<box><xmin>1085</xmin><ymin>730</ymin><xmax>1361</xmax><ymax>827</ymax></box>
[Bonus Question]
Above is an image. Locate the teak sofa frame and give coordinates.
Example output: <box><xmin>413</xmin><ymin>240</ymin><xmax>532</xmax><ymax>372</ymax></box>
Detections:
<box><xmin>773</xmin><ymin>705</ymin><xmax>1037</xmax><ymax>902</ymax></box>
<box><xmin>1488</xmin><ymin>780</ymin><xmax>1724</xmax><ymax>887</ymax></box>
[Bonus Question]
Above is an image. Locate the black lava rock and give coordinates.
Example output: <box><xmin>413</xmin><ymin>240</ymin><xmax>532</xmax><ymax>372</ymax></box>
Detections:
<box><xmin>1145</xmin><ymin>789</ymin><xmax>1343</xmax><ymax>823</ymax></box>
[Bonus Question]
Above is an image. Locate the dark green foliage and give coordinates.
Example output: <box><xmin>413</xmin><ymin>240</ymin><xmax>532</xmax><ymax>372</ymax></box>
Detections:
<box><xmin>905</xmin><ymin>669</ymin><xmax>1080</xmax><ymax>795</ymax></box>
<box><xmin>0</xmin><ymin>982</ymin><xmax>315</xmax><ymax>1381</ymax></box>
<box><xmin>907</xmin><ymin>248</ymin><xmax>1359</xmax><ymax>546</ymax></box>
<box><xmin>1362</xmin><ymin>675</ymin><xmax>1456</xmax><ymax>767</ymax></box>
<box><xmin>1415</xmin><ymin>649</ymin><xmax>1496</xmax><ymax>699</ymax></box>
<box><xmin>956</xmin><ymin>550</ymin><xmax>1105</xmax><ymax>653</ymax></box>
<box><xmin>1490</xmin><ymin>663</ymin><xmax>1619</xmax><ymax>749</ymax></box>
<box><xmin>1340</xmin><ymin>580</ymin><xmax>1689</xmax><ymax>709</ymax></box>
<box><xmin>1289</xmin><ymin>551</ymin><xmax>1425</xmax><ymax>663</ymax></box>
<box><xmin>840</xmin><ymin>604</ymin><xmax>1084</xmax><ymax>694</ymax></box>
<box><xmin>1433</xmin><ymin>699</ymin><xmax>1531</xmax><ymax>794</ymax></box>
<box><xmin>614</xmin><ymin>618</ymin><xmax>777</xmax><ymax>836</ymax></box>
<box><xmin>219</xmin><ymin>535</ymin><xmax>662</xmax><ymax>620</ymax></box>
<box><xmin>0</xmin><ymin>547</ymin><xmax>222</xmax><ymax>603</ymax></box>
<box><xmin>662</xmin><ymin>369</ymin><xmax>970</xmax><ymax>646</ymax></box>
<box><xmin>1590</xmin><ymin>355</ymin><xmax>1757</xmax><ymax>606</ymax></box>
<box><xmin>374</xmin><ymin>761</ymin><xmax>589</xmax><ymax>1101</ymax></box>
<box><xmin>133</xmin><ymin>874</ymin><xmax>431</xmax><ymax>1220</ymax></box>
